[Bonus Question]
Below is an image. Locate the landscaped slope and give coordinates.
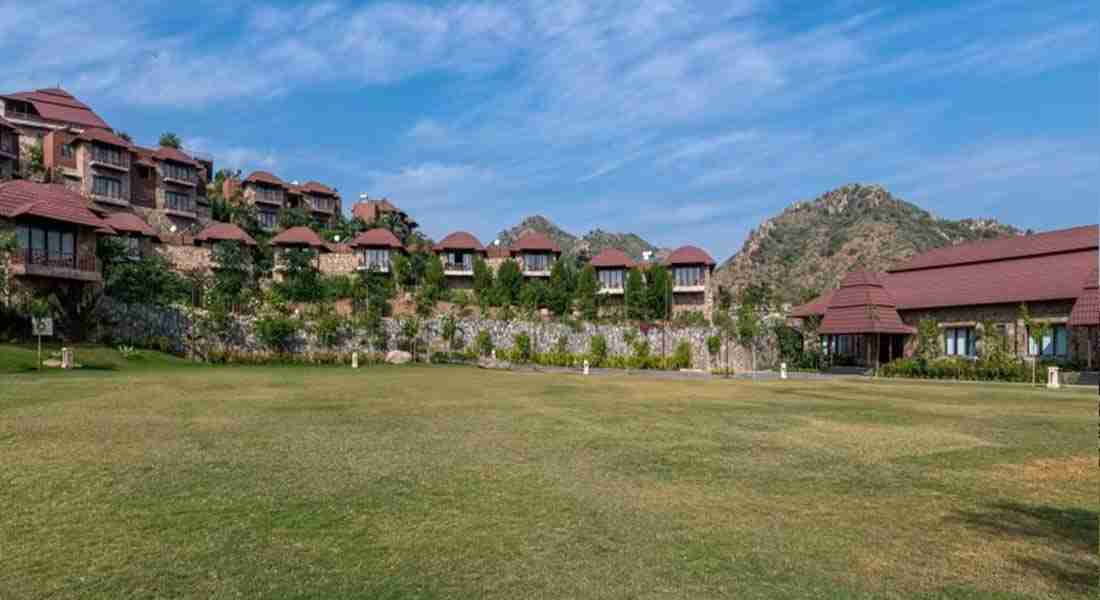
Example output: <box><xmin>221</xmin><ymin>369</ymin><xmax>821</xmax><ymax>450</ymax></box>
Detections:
<box><xmin>713</xmin><ymin>184</ymin><xmax>1021</xmax><ymax>305</ymax></box>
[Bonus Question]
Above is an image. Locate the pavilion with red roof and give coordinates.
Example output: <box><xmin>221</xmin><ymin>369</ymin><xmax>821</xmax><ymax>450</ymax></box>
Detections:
<box><xmin>791</xmin><ymin>225</ymin><xmax>1099</xmax><ymax>368</ymax></box>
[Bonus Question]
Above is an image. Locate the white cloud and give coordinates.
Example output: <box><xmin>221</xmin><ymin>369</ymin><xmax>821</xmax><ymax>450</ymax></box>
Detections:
<box><xmin>183</xmin><ymin>137</ymin><xmax>278</xmax><ymax>171</ymax></box>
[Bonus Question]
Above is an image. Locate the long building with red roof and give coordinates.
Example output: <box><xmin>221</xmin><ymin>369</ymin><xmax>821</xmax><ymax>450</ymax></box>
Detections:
<box><xmin>791</xmin><ymin>225</ymin><xmax>1099</xmax><ymax>368</ymax></box>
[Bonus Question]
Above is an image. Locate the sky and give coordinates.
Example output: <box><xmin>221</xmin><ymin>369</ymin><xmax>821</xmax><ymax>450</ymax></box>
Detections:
<box><xmin>2</xmin><ymin>0</ymin><xmax>1096</xmax><ymax>260</ymax></box>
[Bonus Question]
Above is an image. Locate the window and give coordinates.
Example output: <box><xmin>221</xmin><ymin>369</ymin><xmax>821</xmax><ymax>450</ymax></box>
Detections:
<box><xmin>61</xmin><ymin>143</ymin><xmax>74</xmax><ymax>159</ymax></box>
<box><xmin>1029</xmin><ymin>324</ymin><xmax>1068</xmax><ymax>358</ymax></box>
<box><xmin>312</xmin><ymin>196</ymin><xmax>333</xmax><ymax>211</ymax></box>
<box><xmin>92</xmin><ymin>175</ymin><xmax>123</xmax><ymax>199</ymax></box>
<box><xmin>257</xmin><ymin>210</ymin><xmax>278</xmax><ymax>229</ymax></box>
<box><xmin>944</xmin><ymin>327</ymin><xmax>976</xmax><ymax>357</ymax></box>
<box><xmin>166</xmin><ymin>191</ymin><xmax>192</xmax><ymax>212</ymax></box>
<box><xmin>91</xmin><ymin>144</ymin><xmax>125</xmax><ymax>167</ymax></box>
<box><xmin>674</xmin><ymin>266</ymin><xmax>704</xmax><ymax>287</ymax></box>
<box><xmin>598</xmin><ymin>269</ymin><xmax>624</xmax><ymax>289</ymax></box>
<box><xmin>117</xmin><ymin>235</ymin><xmax>141</xmax><ymax>259</ymax></box>
<box><xmin>164</xmin><ymin>162</ymin><xmax>194</xmax><ymax>183</ymax></box>
<box><xmin>824</xmin><ymin>334</ymin><xmax>862</xmax><ymax>357</ymax></box>
<box><xmin>14</xmin><ymin>224</ymin><xmax>75</xmax><ymax>267</ymax></box>
<box><xmin>445</xmin><ymin>251</ymin><xmax>472</xmax><ymax>271</ymax></box>
<box><xmin>0</xmin><ymin>131</ymin><xmax>16</xmax><ymax>154</ymax></box>
<box><xmin>523</xmin><ymin>253</ymin><xmax>550</xmax><ymax>272</ymax></box>
<box><xmin>256</xmin><ymin>186</ymin><xmax>283</xmax><ymax>204</ymax></box>
<box><xmin>358</xmin><ymin>248</ymin><xmax>390</xmax><ymax>271</ymax></box>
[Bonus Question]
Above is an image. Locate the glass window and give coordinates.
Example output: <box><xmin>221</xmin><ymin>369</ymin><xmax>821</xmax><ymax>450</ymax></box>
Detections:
<box><xmin>257</xmin><ymin>210</ymin><xmax>277</xmax><ymax>229</ymax></box>
<box><xmin>93</xmin><ymin>176</ymin><xmax>123</xmax><ymax>199</ymax></box>
<box><xmin>598</xmin><ymin>269</ymin><xmax>624</xmax><ymax>289</ymax></box>
<box><xmin>524</xmin><ymin>253</ymin><xmax>550</xmax><ymax>272</ymax></box>
<box><xmin>1029</xmin><ymin>324</ymin><xmax>1068</xmax><ymax>357</ymax></box>
<box><xmin>944</xmin><ymin>327</ymin><xmax>975</xmax><ymax>357</ymax></box>
<box><xmin>15</xmin><ymin>224</ymin><xmax>28</xmax><ymax>249</ymax></box>
<box><xmin>166</xmin><ymin>191</ymin><xmax>193</xmax><ymax>212</ymax></box>
<box><xmin>92</xmin><ymin>144</ymin><xmax>124</xmax><ymax>166</ymax></box>
<box><xmin>674</xmin><ymin>266</ymin><xmax>704</xmax><ymax>287</ymax></box>
<box><xmin>358</xmin><ymin>248</ymin><xmax>390</xmax><ymax>270</ymax></box>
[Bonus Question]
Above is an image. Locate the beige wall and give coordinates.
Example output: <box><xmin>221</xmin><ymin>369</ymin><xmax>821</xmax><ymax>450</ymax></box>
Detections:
<box><xmin>319</xmin><ymin>253</ymin><xmax>359</xmax><ymax>276</ymax></box>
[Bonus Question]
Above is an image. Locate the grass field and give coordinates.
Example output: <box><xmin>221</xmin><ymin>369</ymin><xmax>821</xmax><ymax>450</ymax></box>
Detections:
<box><xmin>1</xmin><ymin>354</ymin><xmax>1096</xmax><ymax>599</ymax></box>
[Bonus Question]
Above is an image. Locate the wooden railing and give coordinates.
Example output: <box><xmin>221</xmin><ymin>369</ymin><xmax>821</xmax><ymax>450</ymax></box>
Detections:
<box><xmin>11</xmin><ymin>249</ymin><xmax>98</xmax><ymax>272</ymax></box>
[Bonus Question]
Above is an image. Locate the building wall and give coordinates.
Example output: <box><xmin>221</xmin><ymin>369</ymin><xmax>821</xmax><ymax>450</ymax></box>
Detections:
<box><xmin>670</xmin><ymin>265</ymin><xmax>714</xmax><ymax>319</ymax></box>
<box><xmin>0</xmin><ymin>155</ymin><xmax>15</xmax><ymax>180</ymax></box>
<box><xmin>319</xmin><ymin>253</ymin><xmax>359</xmax><ymax>276</ymax></box>
<box><xmin>156</xmin><ymin>244</ymin><xmax>213</xmax><ymax>273</ymax></box>
<box><xmin>77</xmin><ymin>144</ymin><xmax>132</xmax><ymax>206</ymax></box>
<box><xmin>242</xmin><ymin>182</ymin><xmax>285</xmax><ymax>208</ymax></box>
<box><xmin>41</xmin><ymin>130</ymin><xmax>77</xmax><ymax>172</ymax></box>
<box><xmin>899</xmin><ymin>300</ymin><xmax>1076</xmax><ymax>360</ymax></box>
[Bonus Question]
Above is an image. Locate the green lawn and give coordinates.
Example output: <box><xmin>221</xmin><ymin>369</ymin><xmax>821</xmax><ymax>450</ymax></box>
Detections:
<box><xmin>1</xmin><ymin>357</ymin><xmax>1095</xmax><ymax>599</ymax></box>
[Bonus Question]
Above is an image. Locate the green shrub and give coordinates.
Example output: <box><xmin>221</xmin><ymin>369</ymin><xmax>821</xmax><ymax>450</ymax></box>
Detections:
<box><xmin>671</xmin><ymin>310</ymin><xmax>708</xmax><ymax>328</ymax></box>
<box><xmin>513</xmin><ymin>332</ymin><xmax>532</xmax><ymax>363</ymax></box>
<box><xmin>631</xmin><ymin>338</ymin><xmax>651</xmax><ymax>369</ymax></box>
<box><xmin>589</xmin><ymin>335</ymin><xmax>609</xmax><ymax>367</ymax></box>
<box><xmin>476</xmin><ymin>329</ymin><xmax>494</xmax><ymax>357</ymax></box>
<box><xmin>255</xmin><ymin>315</ymin><xmax>301</xmax><ymax>352</ymax></box>
<box><xmin>670</xmin><ymin>340</ymin><xmax>692</xmax><ymax>370</ymax></box>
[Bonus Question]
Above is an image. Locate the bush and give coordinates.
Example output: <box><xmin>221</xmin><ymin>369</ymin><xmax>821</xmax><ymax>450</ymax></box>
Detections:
<box><xmin>881</xmin><ymin>356</ymin><xmax>1030</xmax><ymax>383</ymax></box>
<box><xmin>706</xmin><ymin>335</ymin><xmax>721</xmax><ymax>363</ymax></box>
<box><xmin>255</xmin><ymin>314</ymin><xmax>300</xmax><ymax>352</ymax></box>
<box><xmin>512</xmin><ymin>332</ymin><xmax>532</xmax><ymax>363</ymax></box>
<box><xmin>631</xmin><ymin>338</ymin><xmax>651</xmax><ymax>369</ymax></box>
<box><xmin>670</xmin><ymin>340</ymin><xmax>692</xmax><ymax>370</ymax></box>
<box><xmin>671</xmin><ymin>310</ymin><xmax>708</xmax><ymax>328</ymax></box>
<box><xmin>589</xmin><ymin>335</ymin><xmax>608</xmax><ymax>367</ymax></box>
<box><xmin>476</xmin><ymin>329</ymin><xmax>494</xmax><ymax>357</ymax></box>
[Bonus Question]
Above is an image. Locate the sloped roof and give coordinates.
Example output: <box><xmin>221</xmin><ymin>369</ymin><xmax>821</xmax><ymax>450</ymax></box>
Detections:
<box><xmin>194</xmin><ymin>222</ymin><xmax>257</xmax><ymax>246</ymax></box>
<box><xmin>665</xmin><ymin>245</ymin><xmax>715</xmax><ymax>266</ymax></box>
<box><xmin>793</xmin><ymin>225</ymin><xmax>1100</xmax><ymax>316</ymax></box>
<box><xmin>76</xmin><ymin>127</ymin><xmax>132</xmax><ymax>149</ymax></box>
<box><xmin>270</xmin><ymin>226</ymin><xmax>326</xmax><ymax>248</ymax></box>
<box><xmin>1</xmin><ymin>88</ymin><xmax>111</xmax><ymax>129</ymax></box>
<box><xmin>101</xmin><ymin>211</ymin><xmax>156</xmax><ymax>237</ymax></box>
<box><xmin>819</xmin><ymin>271</ymin><xmax>915</xmax><ymax>335</ymax></box>
<box><xmin>435</xmin><ymin>231</ymin><xmax>484</xmax><ymax>251</ymax></box>
<box><xmin>486</xmin><ymin>245</ymin><xmax>511</xmax><ymax>259</ymax></box>
<box><xmin>299</xmin><ymin>181</ymin><xmax>337</xmax><ymax>196</ymax></box>
<box><xmin>511</xmin><ymin>232</ymin><xmax>561</xmax><ymax>253</ymax></box>
<box><xmin>244</xmin><ymin>171</ymin><xmax>286</xmax><ymax>188</ymax></box>
<box><xmin>349</xmin><ymin>228</ymin><xmax>403</xmax><ymax>248</ymax></box>
<box><xmin>590</xmin><ymin>248</ymin><xmax>636</xmax><ymax>268</ymax></box>
<box><xmin>352</xmin><ymin>199</ymin><xmax>403</xmax><ymax>223</ymax></box>
<box><xmin>153</xmin><ymin>145</ymin><xmax>200</xmax><ymax>166</ymax></box>
<box><xmin>790</xmin><ymin>291</ymin><xmax>833</xmax><ymax>318</ymax></box>
<box><xmin>890</xmin><ymin>225</ymin><xmax>1097</xmax><ymax>272</ymax></box>
<box><xmin>1069</xmin><ymin>264</ymin><xmax>1099</xmax><ymax>327</ymax></box>
<box><xmin>0</xmin><ymin>180</ymin><xmax>113</xmax><ymax>230</ymax></box>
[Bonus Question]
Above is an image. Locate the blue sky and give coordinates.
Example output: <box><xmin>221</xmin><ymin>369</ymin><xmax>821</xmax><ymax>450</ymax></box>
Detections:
<box><xmin>2</xmin><ymin>0</ymin><xmax>1096</xmax><ymax>259</ymax></box>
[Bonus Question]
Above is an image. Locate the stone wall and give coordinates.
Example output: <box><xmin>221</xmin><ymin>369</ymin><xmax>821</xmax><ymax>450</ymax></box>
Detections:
<box><xmin>97</xmin><ymin>301</ymin><xmax>779</xmax><ymax>372</ymax></box>
<box><xmin>156</xmin><ymin>244</ymin><xmax>212</xmax><ymax>273</ymax></box>
<box><xmin>319</xmin><ymin>253</ymin><xmax>359</xmax><ymax>276</ymax></box>
<box><xmin>899</xmin><ymin>300</ymin><xmax>1080</xmax><ymax>361</ymax></box>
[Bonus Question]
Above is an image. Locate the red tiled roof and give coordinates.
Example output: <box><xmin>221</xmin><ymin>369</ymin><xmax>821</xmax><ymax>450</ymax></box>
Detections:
<box><xmin>194</xmin><ymin>222</ymin><xmax>257</xmax><ymax>246</ymax></box>
<box><xmin>790</xmin><ymin>290</ymin><xmax>834</xmax><ymax>318</ymax></box>
<box><xmin>0</xmin><ymin>180</ymin><xmax>112</xmax><ymax>230</ymax></box>
<box><xmin>1068</xmin><ymin>264</ymin><xmax>1098</xmax><ymax>327</ymax></box>
<box><xmin>101</xmin><ymin>212</ymin><xmax>156</xmax><ymax>237</ymax></box>
<box><xmin>76</xmin><ymin>127</ymin><xmax>132</xmax><ymax>149</ymax></box>
<box><xmin>435</xmin><ymin>231</ymin><xmax>484</xmax><ymax>251</ymax></box>
<box><xmin>300</xmin><ymin>181</ymin><xmax>337</xmax><ymax>196</ymax></box>
<box><xmin>590</xmin><ymin>248</ymin><xmax>636</xmax><ymax>268</ymax></box>
<box><xmin>890</xmin><ymin>225</ymin><xmax>1097</xmax><ymax>272</ymax></box>
<box><xmin>153</xmin><ymin>145</ymin><xmax>200</xmax><ymax>166</ymax></box>
<box><xmin>511</xmin><ymin>232</ymin><xmax>561</xmax><ymax>253</ymax></box>
<box><xmin>794</xmin><ymin>226</ymin><xmax>1100</xmax><ymax>317</ymax></box>
<box><xmin>819</xmin><ymin>271</ymin><xmax>915</xmax><ymax>335</ymax></box>
<box><xmin>352</xmin><ymin>199</ymin><xmax>404</xmax><ymax>223</ymax></box>
<box><xmin>665</xmin><ymin>245</ymin><xmax>715</xmax><ymax>266</ymax></box>
<box><xmin>349</xmin><ymin>228</ymin><xmax>403</xmax><ymax>248</ymax></box>
<box><xmin>244</xmin><ymin>171</ymin><xmax>286</xmax><ymax>188</ymax></box>
<box><xmin>1</xmin><ymin>88</ymin><xmax>111</xmax><ymax>129</ymax></box>
<box><xmin>270</xmin><ymin>226</ymin><xmax>326</xmax><ymax>248</ymax></box>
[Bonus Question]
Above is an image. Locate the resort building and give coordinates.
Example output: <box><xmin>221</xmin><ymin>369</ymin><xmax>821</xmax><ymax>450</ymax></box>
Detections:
<box><xmin>665</xmin><ymin>245</ymin><xmax>716</xmax><ymax>318</ymax></box>
<box><xmin>349</xmin><ymin>228</ymin><xmax>404</xmax><ymax>273</ymax></box>
<box><xmin>240</xmin><ymin>171</ymin><xmax>287</xmax><ymax>232</ymax></box>
<box><xmin>0</xmin><ymin>180</ymin><xmax>112</xmax><ymax>293</ymax></box>
<box><xmin>510</xmin><ymin>232</ymin><xmax>561</xmax><ymax>278</ymax></box>
<box><xmin>101</xmin><ymin>211</ymin><xmax>159</xmax><ymax>260</ymax></box>
<box><xmin>590</xmin><ymin>248</ymin><xmax>634</xmax><ymax>314</ymax></box>
<box><xmin>0</xmin><ymin>117</ymin><xmax>18</xmax><ymax>180</ymax></box>
<box><xmin>287</xmin><ymin>182</ymin><xmax>341</xmax><ymax>228</ymax></box>
<box><xmin>351</xmin><ymin>198</ymin><xmax>418</xmax><ymax>231</ymax></box>
<box><xmin>791</xmin><ymin>225</ymin><xmax>1100</xmax><ymax>368</ymax></box>
<box><xmin>0</xmin><ymin>88</ymin><xmax>111</xmax><ymax>174</ymax></box>
<box><xmin>270</xmin><ymin>226</ymin><xmax>329</xmax><ymax>281</ymax></box>
<box><xmin>156</xmin><ymin>222</ymin><xmax>257</xmax><ymax>275</ymax></box>
<box><xmin>434</xmin><ymin>231</ymin><xmax>486</xmax><ymax>290</ymax></box>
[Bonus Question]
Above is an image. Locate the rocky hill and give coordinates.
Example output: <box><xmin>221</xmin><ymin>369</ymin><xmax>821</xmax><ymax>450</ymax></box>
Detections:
<box><xmin>496</xmin><ymin>216</ymin><xmax>663</xmax><ymax>260</ymax></box>
<box><xmin>714</xmin><ymin>184</ymin><xmax>1022</xmax><ymax>306</ymax></box>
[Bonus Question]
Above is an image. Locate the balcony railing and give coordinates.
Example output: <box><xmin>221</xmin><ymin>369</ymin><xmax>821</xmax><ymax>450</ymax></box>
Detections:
<box><xmin>90</xmin><ymin>153</ymin><xmax>129</xmax><ymax>171</ymax></box>
<box><xmin>10</xmin><ymin>249</ymin><xmax>99</xmax><ymax>279</ymax></box>
<box><xmin>3</xmin><ymin>108</ymin><xmax>44</xmax><ymax>123</ymax></box>
<box><xmin>444</xmin><ymin>261</ymin><xmax>474</xmax><ymax>274</ymax></box>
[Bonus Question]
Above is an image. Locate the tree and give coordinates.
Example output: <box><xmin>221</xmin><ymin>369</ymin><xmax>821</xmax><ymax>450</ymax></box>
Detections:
<box><xmin>520</xmin><ymin>280</ymin><xmax>545</xmax><ymax>314</ymax></box>
<box><xmin>391</xmin><ymin>253</ymin><xmax>414</xmax><ymax>291</ymax></box>
<box><xmin>102</xmin><ymin>249</ymin><xmax>190</xmax><ymax>306</ymax></box>
<box><xmin>209</xmin><ymin>241</ymin><xmax>253</xmax><ymax>312</ymax></box>
<box><xmin>736</xmin><ymin>298</ymin><xmax>762</xmax><ymax>378</ymax></box>
<box><xmin>274</xmin><ymin>248</ymin><xmax>321</xmax><ymax>302</ymax></box>
<box><xmin>356</xmin><ymin>270</ymin><xmax>393</xmax><ymax>352</ymax></box>
<box><xmin>624</xmin><ymin>267</ymin><xmax>645</xmax><ymax>321</ymax></box>
<box><xmin>915</xmin><ymin>318</ymin><xmax>940</xmax><ymax>363</ymax></box>
<box><xmin>495</xmin><ymin>259</ymin><xmax>523</xmax><ymax>306</ymax></box>
<box><xmin>117</xmin><ymin>131</ymin><xmax>133</xmax><ymax>143</ymax></box>
<box><xmin>644</xmin><ymin>264</ymin><xmax>671</xmax><ymax>321</ymax></box>
<box><xmin>575</xmin><ymin>264</ymin><xmax>598</xmax><ymax>321</ymax></box>
<box><xmin>0</xmin><ymin>231</ymin><xmax>17</xmax><ymax>299</ymax></box>
<box><xmin>740</xmin><ymin>283</ymin><xmax>772</xmax><ymax>309</ymax></box>
<box><xmin>472</xmin><ymin>257</ymin><xmax>495</xmax><ymax>310</ymax></box>
<box><xmin>279</xmin><ymin>207</ymin><xmax>313</xmax><ymax>230</ymax></box>
<box><xmin>546</xmin><ymin>259</ymin><xmax>573</xmax><ymax>316</ymax></box>
<box><xmin>27</xmin><ymin>140</ymin><xmax>44</xmax><ymax>177</ymax></box>
<box><xmin>713</xmin><ymin>312</ymin><xmax>736</xmax><ymax>377</ymax></box>
<box><xmin>421</xmin><ymin>253</ymin><xmax>447</xmax><ymax>304</ymax></box>
<box><xmin>158</xmin><ymin>132</ymin><xmax>182</xmax><ymax>149</ymax></box>
<box><xmin>1019</xmin><ymin>303</ymin><xmax>1049</xmax><ymax>386</ymax></box>
<box><xmin>706</xmin><ymin>335</ymin><xmax>721</xmax><ymax>370</ymax></box>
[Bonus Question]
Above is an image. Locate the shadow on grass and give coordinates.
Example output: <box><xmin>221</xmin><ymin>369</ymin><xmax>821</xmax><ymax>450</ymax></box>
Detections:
<box><xmin>950</xmin><ymin>501</ymin><xmax>1098</xmax><ymax>594</ymax></box>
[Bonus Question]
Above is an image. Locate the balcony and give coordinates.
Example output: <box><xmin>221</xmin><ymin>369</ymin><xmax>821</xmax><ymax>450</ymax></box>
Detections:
<box><xmin>89</xmin><ymin>158</ymin><xmax>129</xmax><ymax>172</ymax></box>
<box><xmin>2</xmin><ymin>107</ymin><xmax>46</xmax><ymax>126</ymax></box>
<box><xmin>444</xmin><ymin>261</ymin><xmax>474</xmax><ymax>276</ymax></box>
<box><xmin>598</xmin><ymin>285</ymin><xmax>625</xmax><ymax>296</ymax></box>
<box><xmin>90</xmin><ymin>194</ymin><xmax>130</xmax><ymax>207</ymax></box>
<box><xmin>672</xmin><ymin>281</ymin><xmax>706</xmax><ymax>293</ymax></box>
<box><xmin>163</xmin><ymin>174</ymin><xmax>198</xmax><ymax>187</ymax></box>
<box><xmin>9</xmin><ymin>249</ymin><xmax>100</xmax><ymax>282</ymax></box>
<box><xmin>357</xmin><ymin>261</ymin><xmax>390</xmax><ymax>273</ymax></box>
